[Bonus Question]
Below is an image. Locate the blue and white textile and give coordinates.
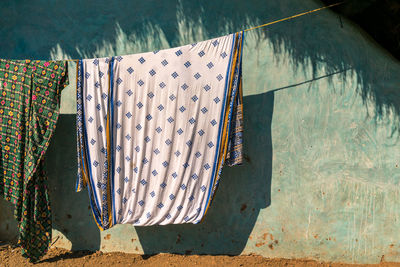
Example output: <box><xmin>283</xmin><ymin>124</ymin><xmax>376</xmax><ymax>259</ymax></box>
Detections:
<box><xmin>76</xmin><ymin>32</ymin><xmax>244</xmax><ymax>229</ymax></box>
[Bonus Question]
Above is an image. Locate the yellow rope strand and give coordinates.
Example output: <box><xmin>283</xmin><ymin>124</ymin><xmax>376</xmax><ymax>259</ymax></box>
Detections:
<box><xmin>51</xmin><ymin>2</ymin><xmax>343</xmax><ymax>62</ymax></box>
<box><xmin>245</xmin><ymin>2</ymin><xmax>344</xmax><ymax>32</ymax></box>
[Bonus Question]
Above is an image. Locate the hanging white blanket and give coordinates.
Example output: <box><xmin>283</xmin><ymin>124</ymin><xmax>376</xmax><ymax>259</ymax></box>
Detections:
<box><xmin>76</xmin><ymin>32</ymin><xmax>244</xmax><ymax>229</ymax></box>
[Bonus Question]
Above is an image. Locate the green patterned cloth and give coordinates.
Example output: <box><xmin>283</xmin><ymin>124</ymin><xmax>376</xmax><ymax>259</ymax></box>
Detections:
<box><xmin>0</xmin><ymin>59</ymin><xmax>68</xmax><ymax>262</ymax></box>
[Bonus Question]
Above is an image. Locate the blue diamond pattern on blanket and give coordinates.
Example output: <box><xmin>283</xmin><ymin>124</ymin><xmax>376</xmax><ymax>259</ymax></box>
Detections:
<box><xmin>93</xmin><ymin>59</ymin><xmax>99</xmax><ymax>65</ymax></box>
<box><xmin>136</xmin><ymin>124</ymin><xmax>142</xmax><ymax>130</ymax></box>
<box><xmin>138</xmin><ymin>57</ymin><xmax>146</xmax><ymax>64</ymax></box>
<box><xmin>127</xmin><ymin>89</ymin><xmax>133</xmax><ymax>96</ymax></box>
<box><xmin>181</xmin><ymin>83</ymin><xmax>188</xmax><ymax>90</ymax></box>
<box><xmin>127</xmin><ymin>67</ymin><xmax>134</xmax><ymax>74</ymax></box>
<box><xmin>149</xmin><ymin>69</ymin><xmax>156</xmax><ymax>76</ymax></box>
<box><xmin>194</xmin><ymin>72</ymin><xmax>201</xmax><ymax>79</ymax></box>
<box><xmin>150</xmin><ymin>191</ymin><xmax>155</xmax><ymax>197</ymax></box>
<box><xmin>171</xmin><ymin>72</ymin><xmax>179</xmax><ymax>79</ymax></box>
<box><xmin>158</xmin><ymin>104</ymin><xmax>164</xmax><ymax>111</ymax></box>
<box><xmin>159</xmin><ymin>82</ymin><xmax>166</xmax><ymax>88</ymax></box>
<box><xmin>162</xmin><ymin>161</ymin><xmax>168</xmax><ymax>167</ymax></box>
<box><xmin>137</xmin><ymin>102</ymin><xmax>143</xmax><ymax>108</ymax></box>
<box><xmin>154</xmin><ymin>148</ymin><xmax>160</xmax><ymax>155</ymax></box>
<box><xmin>116</xmin><ymin>78</ymin><xmax>123</xmax><ymax>84</ymax></box>
<box><xmin>137</xmin><ymin>79</ymin><xmax>144</xmax><ymax>86</ymax></box>
<box><xmin>161</xmin><ymin>59</ymin><xmax>168</xmax><ymax>66</ymax></box>
<box><xmin>177</xmin><ymin>128</ymin><xmax>183</xmax><ymax>135</ymax></box>
<box><xmin>207</xmin><ymin>62</ymin><xmax>214</xmax><ymax>69</ymax></box>
<box><xmin>175</xmin><ymin>49</ymin><xmax>182</xmax><ymax>56</ymax></box>
<box><xmin>191</xmin><ymin>95</ymin><xmax>198</xmax><ymax>102</ymax></box>
<box><xmin>184</xmin><ymin>61</ymin><xmax>191</xmax><ymax>68</ymax></box>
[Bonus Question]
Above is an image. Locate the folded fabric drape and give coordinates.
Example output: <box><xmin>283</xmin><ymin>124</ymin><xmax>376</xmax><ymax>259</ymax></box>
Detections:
<box><xmin>77</xmin><ymin>32</ymin><xmax>243</xmax><ymax>229</ymax></box>
<box><xmin>0</xmin><ymin>59</ymin><xmax>68</xmax><ymax>261</ymax></box>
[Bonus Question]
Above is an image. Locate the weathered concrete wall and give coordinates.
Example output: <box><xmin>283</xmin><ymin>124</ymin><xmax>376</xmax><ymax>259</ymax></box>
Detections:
<box><xmin>1</xmin><ymin>0</ymin><xmax>399</xmax><ymax>264</ymax></box>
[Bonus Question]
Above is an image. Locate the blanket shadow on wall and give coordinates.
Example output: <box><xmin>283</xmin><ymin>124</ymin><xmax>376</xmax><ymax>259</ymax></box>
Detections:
<box><xmin>135</xmin><ymin>91</ymin><xmax>274</xmax><ymax>255</ymax></box>
<box><xmin>46</xmin><ymin>115</ymin><xmax>101</xmax><ymax>252</ymax></box>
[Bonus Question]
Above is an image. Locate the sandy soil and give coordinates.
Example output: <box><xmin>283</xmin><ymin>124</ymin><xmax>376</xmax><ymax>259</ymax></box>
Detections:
<box><xmin>1</xmin><ymin>243</ymin><xmax>400</xmax><ymax>267</ymax></box>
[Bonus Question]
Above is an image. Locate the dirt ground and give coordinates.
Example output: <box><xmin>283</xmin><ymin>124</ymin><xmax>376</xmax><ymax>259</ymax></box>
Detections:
<box><xmin>1</xmin><ymin>244</ymin><xmax>400</xmax><ymax>267</ymax></box>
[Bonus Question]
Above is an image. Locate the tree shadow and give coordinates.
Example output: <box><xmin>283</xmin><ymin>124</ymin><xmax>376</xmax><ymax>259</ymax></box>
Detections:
<box><xmin>135</xmin><ymin>91</ymin><xmax>274</xmax><ymax>255</ymax></box>
<box><xmin>45</xmin><ymin>115</ymin><xmax>101</xmax><ymax>252</ymax></box>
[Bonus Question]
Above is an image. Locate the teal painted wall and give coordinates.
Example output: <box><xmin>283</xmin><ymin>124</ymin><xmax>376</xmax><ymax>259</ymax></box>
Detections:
<box><xmin>0</xmin><ymin>0</ymin><xmax>399</xmax><ymax>264</ymax></box>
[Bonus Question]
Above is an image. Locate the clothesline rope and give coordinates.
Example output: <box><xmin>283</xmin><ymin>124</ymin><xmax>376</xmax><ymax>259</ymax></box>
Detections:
<box><xmin>244</xmin><ymin>2</ymin><xmax>344</xmax><ymax>32</ymax></box>
<box><xmin>61</xmin><ymin>1</ymin><xmax>343</xmax><ymax>62</ymax></box>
